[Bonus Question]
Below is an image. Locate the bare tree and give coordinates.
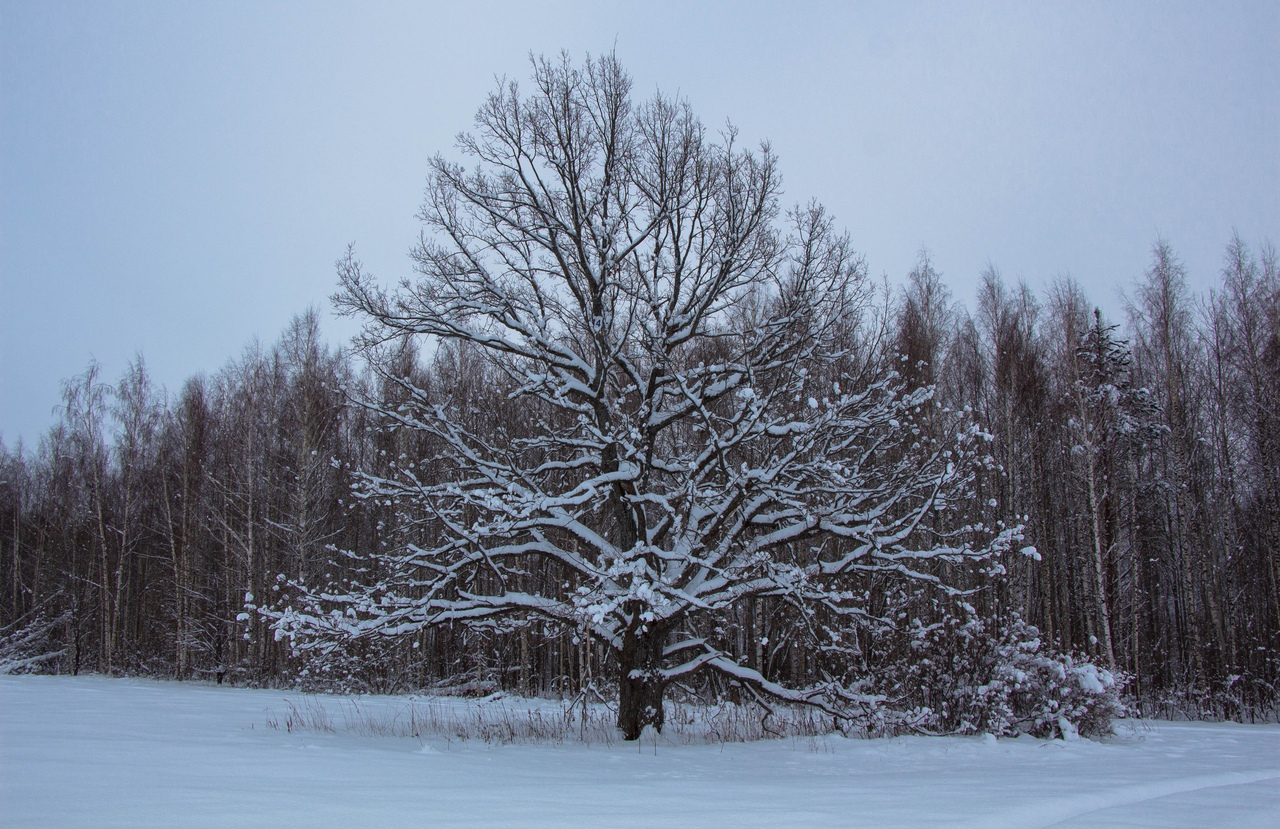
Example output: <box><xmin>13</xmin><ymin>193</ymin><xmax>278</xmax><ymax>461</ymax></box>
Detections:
<box><xmin>1128</xmin><ymin>242</ymin><xmax>1212</xmax><ymax>683</ymax></box>
<box><xmin>273</xmin><ymin>54</ymin><xmax>1017</xmax><ymax>739</ymax></box>
<box><xmin>60</xmin><ymin>362</ymin><xmax>116</xmax><ymax>672</ymax></box>
<box><xmin>159</xmin><ymin>378</ymin><xmax>209</xmax><ymax>679</ymax></box>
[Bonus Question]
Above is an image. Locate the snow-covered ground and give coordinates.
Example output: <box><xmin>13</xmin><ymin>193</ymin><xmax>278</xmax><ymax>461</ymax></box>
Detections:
<box><xmin>2</xmin><ymin>675</ymin><xmax>1278</xmax><ymax>828</ymax></box>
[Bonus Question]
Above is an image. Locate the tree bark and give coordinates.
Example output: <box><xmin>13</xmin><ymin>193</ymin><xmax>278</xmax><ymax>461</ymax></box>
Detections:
<box><xmin>617</xmin><ymin>618</ymin><xmax>665</xmax><ymax>741</ymax></box>
<box><xmin>1084</xmin><ymin>448</ymin><xmax>1117</xmax><ymax>668</ymax></box>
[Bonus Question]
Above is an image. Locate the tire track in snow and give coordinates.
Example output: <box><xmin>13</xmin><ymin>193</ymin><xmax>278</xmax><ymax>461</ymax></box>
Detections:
<box><xmin>958</xmin><ymin>768</ymin><xmax>1280</xmax><ymax>829</ymax></box>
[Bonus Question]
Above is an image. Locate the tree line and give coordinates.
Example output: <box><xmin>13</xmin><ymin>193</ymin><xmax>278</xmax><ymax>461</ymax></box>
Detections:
<box><xmin>1</xmin><ymin>235</ymin><xmax>1274</xmax><ymax>720</ymax></box>
<box><xmin>902</xmin><ymin>235</ymin><xmax>1279</xmax><ymax>720</ymax></box>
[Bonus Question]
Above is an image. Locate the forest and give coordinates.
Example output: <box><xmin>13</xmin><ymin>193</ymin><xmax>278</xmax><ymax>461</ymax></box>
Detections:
<box><xmin>2</xmin><ymin>56</ymin><xmax>1277</xmax><ymax>735</ymax></box>
<box><xmin>4</xmin><ymin>237</ymin><xmax>1275</xmax><ymax>724</ymax></box>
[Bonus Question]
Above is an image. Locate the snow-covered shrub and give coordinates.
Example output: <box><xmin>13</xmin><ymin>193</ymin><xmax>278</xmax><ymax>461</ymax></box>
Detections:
<box><xmin>862</xmin><ymin>613</ymin><xmax>1124</xmax><ymax>739</ymax></box>
<box><xmin>280</xmin><ymin>632</ymin><xmax>413</xmax><ymax>695</ymax></box>
<box><xmin>0</xmin><ymin>600</ymin><xmax>68</xmax><ymax>675</ymax></box>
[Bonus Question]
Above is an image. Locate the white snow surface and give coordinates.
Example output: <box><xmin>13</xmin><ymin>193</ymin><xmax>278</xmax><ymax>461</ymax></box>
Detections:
<box><xmin>3</xmin><ymin>675</ymin><xmax>1279</xmax><ymax>828</ymax></box>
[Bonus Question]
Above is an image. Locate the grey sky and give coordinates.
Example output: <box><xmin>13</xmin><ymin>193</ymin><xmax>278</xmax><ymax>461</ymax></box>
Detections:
<box><xmin>2</xmin><ymin>1</ymin><xmax>1276</xmax><ymax>446</ymax></box>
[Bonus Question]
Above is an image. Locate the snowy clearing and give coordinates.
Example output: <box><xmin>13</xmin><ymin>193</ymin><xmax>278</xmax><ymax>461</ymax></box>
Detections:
<box><xmin>2</xmin><ymin>675</ymin><xmax>1278</xmax><ymax>828</ymax></box>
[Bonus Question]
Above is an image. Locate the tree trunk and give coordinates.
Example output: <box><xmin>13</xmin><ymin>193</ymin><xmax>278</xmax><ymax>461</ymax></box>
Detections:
<box><xmin>93</xmin><ymin>482</ymin><xmax>113</xmax><ymax>674</ymax></box>
<box><xmin>519</xmin><ymin>626</ymin><xmax>531</xmax><ymax>696</ymax></box>
<box><xmin>1085</xmin><ymin>449</ymin><xmax>1117</xmax><ymax>668</ymax></box>
<box><xmin>11</xmin><ymin>508</ymin><xmax>21</xmax><ymax>618</ymax></box>
<box><xmin>617</xmin><ymin>620</ymin><xmax>665</xmax><ymax>741</ymax></box>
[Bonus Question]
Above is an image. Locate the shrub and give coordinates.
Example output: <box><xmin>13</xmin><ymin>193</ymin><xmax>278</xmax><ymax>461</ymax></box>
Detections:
<box><xmin>860</xmin><ymin>613</ymin><xmax>1124</xmax><ymax>738</ymax></box>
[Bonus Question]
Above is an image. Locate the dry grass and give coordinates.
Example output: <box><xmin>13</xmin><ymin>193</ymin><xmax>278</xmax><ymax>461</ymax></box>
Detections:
<box><xmin>264</xmin><ymin>694</ymin><xmax>840</xmax><ymax>747</ymax></box>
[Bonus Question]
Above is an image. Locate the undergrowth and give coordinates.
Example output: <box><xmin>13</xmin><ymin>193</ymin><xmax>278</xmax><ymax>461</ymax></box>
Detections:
<box><xmin>263</xmin><ymin>695</ymin><xmax>841</xmax><ymax>747</ymax></box>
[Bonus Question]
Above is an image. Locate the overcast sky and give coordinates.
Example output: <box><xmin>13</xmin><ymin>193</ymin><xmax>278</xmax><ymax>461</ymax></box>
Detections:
<box><xmin>2</xmin><ymin>1</ymin><xmax>1276</xmax><ymax>446</ymax></box>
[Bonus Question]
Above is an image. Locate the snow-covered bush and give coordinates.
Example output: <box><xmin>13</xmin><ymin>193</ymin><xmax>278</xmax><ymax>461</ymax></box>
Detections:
<box><xmin>0</xmin><ymin>600</ymin><xmax>68</xmax><ymax>675</ymax></box>
<box><xmin>280</xmin><ymin>631</ymin><xmax>413</xmax><ymax>695</ymax></box>
<box><xmin>864</xmin><ymin>612</ymin><xmax>1124</xmax><ymax>738</ymax></box>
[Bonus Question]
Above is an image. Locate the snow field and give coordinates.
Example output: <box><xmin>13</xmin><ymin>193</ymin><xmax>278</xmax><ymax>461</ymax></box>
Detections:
<box><xmin>2</xmin><ymin>675</ymin><xmax>1278</xmax><ymax>828</ymax></box>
